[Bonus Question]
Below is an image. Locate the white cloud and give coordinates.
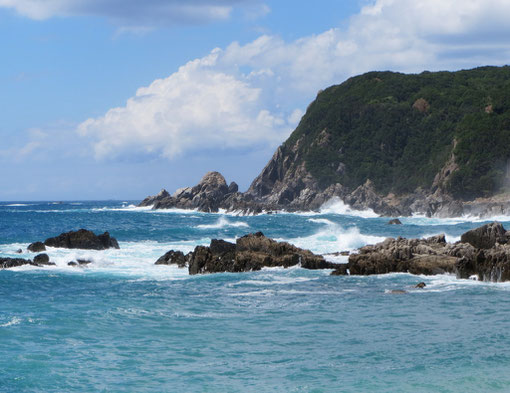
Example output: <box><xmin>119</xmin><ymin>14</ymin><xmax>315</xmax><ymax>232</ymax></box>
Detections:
<box><xmin>0</xmin><ymin>0</ymin><xmax>263</xmax><ymax>26</ymax></box>
<box><xmin>78</xmin><ymin>0</ymin><xmax>510</xmax><ymax>160</ymax></box>
<box><xmin>78</xmin><ymin>51</ymin><xmax>294</xmax><ymax>159</ymax></box>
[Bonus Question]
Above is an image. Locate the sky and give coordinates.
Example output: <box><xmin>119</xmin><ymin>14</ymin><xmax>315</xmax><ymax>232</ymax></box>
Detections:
<box><xmin>1</xmin><ymin>0</ymin><xmax>510</xmax><ymax>201</ymax></box>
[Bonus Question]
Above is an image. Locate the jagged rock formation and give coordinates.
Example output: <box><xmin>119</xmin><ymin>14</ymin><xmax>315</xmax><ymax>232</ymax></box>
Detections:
<box><xmin>155</xmin><ymin>232</ymin><xmax>338</xmax><ymax>275</ymax></box>
<box><xmin>140</xmin><ymin>66</ymin><xmax>510</xmax><ymax>217</ymax></box>
<box><xmin>333</xmin><ymin>222</ymin><xmax>510</xmax><ymax>282</ymax></box>
<box><xmin>139</xmin><ymin>171</ymin><xmax>261</xmax><ymax>213</ymax></box>
<box><xmin>43</xmin><ymin>229</ymin><xmax>120</xmax><ymax>250</ymax></box>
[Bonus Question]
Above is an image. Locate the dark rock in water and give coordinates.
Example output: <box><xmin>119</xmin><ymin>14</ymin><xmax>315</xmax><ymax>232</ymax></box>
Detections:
<box><xmin>1</xmin><ymin>257</ymin><xmax>34</xmax><ymax>269</ymax></box>
<box><xmin>337</xmin><ymin>222</ymin><xmax>510</xmax><ymax>282</ymax></box>
<box><xmin>44</xmin><ymin>229</ymin><xmax>120</xmax><ymax>250</ymax></box>
<box><xmin>28</xmin><ymin>241</ymin><xmax>46</xmax><ymax>252</ymax></box>
<box><xmin>460</xmin><ymin>222</ymin><xmax>507</xmax><ymax>249</ymax></box>
<box><xmin>415</xmin><ymin>282</ymin><xmax>426</xmax><ymax>288</ymax></box>
<box><xmin>388</xmin><ymin>218</ymin><xmax>402</xmax><ymax>225</ymax></box>
<box><xmin>159</xmin><ymin>232</ymin><xmax>338</xmax><ymax>275</ymax></box>
<box><xmin>330</xmin><ymin>265</ymin><xmax>349</xmax><ymax>276</ymax></box>
<box><xmin>33</xmin><ymin>253</ymin><xmax>54</xmax><ymax>266</ymax></box>
<box><xmin>15</xmin><ymin>249</ymin><xmax>23</xmax><ymax>254</ymax></box>
<box><xmin>155</xmin><ymin>250</ymin><xmax>188</xmax><ymax>268</ymax></box>
<box><xmin>68</xmin><ymin>259</ymin><xmax>92</xmax><ymax>267</ymax></box>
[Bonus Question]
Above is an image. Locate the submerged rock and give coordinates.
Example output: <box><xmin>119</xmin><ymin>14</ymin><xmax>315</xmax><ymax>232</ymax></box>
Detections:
<box><xmin>67</xmin><ymin>259</ymin><xmax>92</xmax><ymax>267</ymax></box>
<box><xmin>157</xmin><ymin>232</ymin><xmax>339</xmax><ymax>275</ymax></box>
<box><xmin>43</xmin><ymin>229</ymin><xmax>119</xmax><ymax>250</ymax></box>
<box><xmin>388</xmin><ymin>219</ymin><xmax>402</xmax><ymax>225</ymax></box>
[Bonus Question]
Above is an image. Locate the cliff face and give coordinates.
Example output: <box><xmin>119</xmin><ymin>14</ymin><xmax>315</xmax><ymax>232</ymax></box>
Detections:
<box><xmin>141</xmin><ymin>66</ymin><xmax>510</xmax><ymax>217</ymax></box>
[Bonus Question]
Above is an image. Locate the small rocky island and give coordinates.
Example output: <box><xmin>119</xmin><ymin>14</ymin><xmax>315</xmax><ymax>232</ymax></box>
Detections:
<box><xmin>155</xmin><ymin>222</ymin><xmax>510</xmax><ymax>283</ymax></box>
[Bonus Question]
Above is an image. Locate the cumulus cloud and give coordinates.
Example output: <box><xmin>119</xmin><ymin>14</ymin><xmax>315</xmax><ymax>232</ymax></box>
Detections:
<box><xmin>0</xmin><ymin>0</ymin><xmax>265</xmax><ymax>27</ymax></box>
<box><xmin>78</xmin><ymin>0</ymin><xmax>510</xmax><ymax>160</ymax></box>
<box><xmin>78</xmin><ymin>51</ymin><xmax>293</xmax><ymax>159</ymax></box>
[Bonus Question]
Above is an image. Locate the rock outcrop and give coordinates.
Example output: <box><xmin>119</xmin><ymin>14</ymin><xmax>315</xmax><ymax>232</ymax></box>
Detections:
<box><xmin>156</xmin><ymin>232</ymin><xmax>338</xmax><ymax>275</ymax></box>
<box><xmin>33</xmin><ymin>253</ymin><xmax>54</xmax><ymax>266</ymax></box>
<box><xmin>27</xmin><ymin>242</ymin><xmax>46</xmax><ymax>252</ymax></box>
<box><xmin>1</xmin><ymin>257</ymin><xmax>34</xmax><ymax>269</ymax></box>
<box><xmin>139</xmin><ymin>172</ymin><xmax>260</xmax><ymax>213</ymax></box>
<box><xmin>333</xmin><ymin>222</ymin><xmax>510</xmax><ymax>282</ymax></box>
<box><xmin>1</xmin><ymin>255</ymin><xmax>54</xmax><ymax>269</ymax></box>
<box><xmin>43</xmin><ymin>229</ymin><xmax>120</xmax><ymax>250</ymax></box>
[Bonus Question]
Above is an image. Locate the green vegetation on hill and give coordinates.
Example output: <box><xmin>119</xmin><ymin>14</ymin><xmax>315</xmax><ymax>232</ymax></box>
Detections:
<box><xmin>285</xmin><ymin>66</ymin><xmax>510</xmax><ymax>200</ymax></box>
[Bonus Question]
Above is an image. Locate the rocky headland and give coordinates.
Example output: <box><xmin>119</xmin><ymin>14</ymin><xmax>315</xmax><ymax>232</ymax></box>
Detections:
<box><xmin>140</xmin><ymin>66</ymin><xmax>510</xmax><ymax>218</ymax></box>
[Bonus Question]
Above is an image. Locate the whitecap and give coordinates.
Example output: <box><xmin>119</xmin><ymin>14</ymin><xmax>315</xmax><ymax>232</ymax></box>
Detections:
<box><xmin>282</xmin><ymin>219</ymin><xmax>385</xmax><ymax>255</ymax></box>
<box><xmin>319</xmin><ymin>197</ymin><xmax>379</xmax><ymax>218</ymax></box>
<box><xmin>197</xmin><ymin>216</ymin><xmax>249</xmax><ymax>230</ymax></box>
<box><xmin>0</xmin><ymin>317</ymin><xmax>21</xmax><ymax>327</ymax></box>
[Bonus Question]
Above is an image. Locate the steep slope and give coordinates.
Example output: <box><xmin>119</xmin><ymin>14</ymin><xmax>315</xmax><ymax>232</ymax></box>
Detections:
<box><xmin>247</xmin><ymin>66</ymin><xmax>510</xmax><ymax>216</ymax></box>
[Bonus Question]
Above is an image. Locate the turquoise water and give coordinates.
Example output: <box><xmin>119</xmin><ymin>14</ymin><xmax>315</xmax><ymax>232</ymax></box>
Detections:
<box><xmin>2</xmin><ymin>201</ymin><xmax>510</xmax><ymax>392</ymax></box>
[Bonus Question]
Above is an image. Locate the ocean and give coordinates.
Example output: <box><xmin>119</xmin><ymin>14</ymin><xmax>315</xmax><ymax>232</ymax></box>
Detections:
<box><xmin>1</xmin><ymin>200</ymin><xmax>510</xmax><ymax>392</ymax></box>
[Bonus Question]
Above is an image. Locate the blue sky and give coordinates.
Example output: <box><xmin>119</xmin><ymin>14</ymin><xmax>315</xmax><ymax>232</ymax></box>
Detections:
<box><xmin>1</xmin><ymin>0</ymin><xmax>509</xmax><ymax>201</ymax></box>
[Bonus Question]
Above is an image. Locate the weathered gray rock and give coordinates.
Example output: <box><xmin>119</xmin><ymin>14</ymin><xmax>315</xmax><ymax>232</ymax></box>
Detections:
<box><xmin>333</xmin><ymin>222</ymin><xmax>510</xmax><ymax>282</ymax></box>
<box><xmin>460</xmin><ymin>222</ymin><xmax>507</xmax><ymax>249</ymax></box>
<box><xmin>44</xmin><ymin>229</ymin><xmax>119</xmax><ymax>250</ymax></box>
<box><xmin>159</xmin><ymin>232</ymin><xmax>338</xmax><ymax>275</ymax></box>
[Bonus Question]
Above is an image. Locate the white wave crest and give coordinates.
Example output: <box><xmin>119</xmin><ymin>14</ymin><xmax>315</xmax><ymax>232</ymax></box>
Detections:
<box><xmin>0</xmin><ymin>317</ymin><xmax>21</xmax><ymax>327</ymax></box>
<box><xmin>283</xmin><ymin>219</ymin><xmax>385</xmax><ymax>255</ymax></box>
<box><xmin>319</xmin><ymin>197</ymin><xmax>379</xmax><ymax>218</ymax></box>
<box><xmin>197</xmin><ymin>216</ymin><xmax>249</xmax><ymax>230</ymax></box>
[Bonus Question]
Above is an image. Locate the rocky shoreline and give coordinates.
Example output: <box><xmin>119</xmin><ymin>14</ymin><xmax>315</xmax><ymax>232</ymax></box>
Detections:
<box><xmin>139</xmin><ymin>170</ymin><xmax>510</xmax><ymax>218</ymax></box>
